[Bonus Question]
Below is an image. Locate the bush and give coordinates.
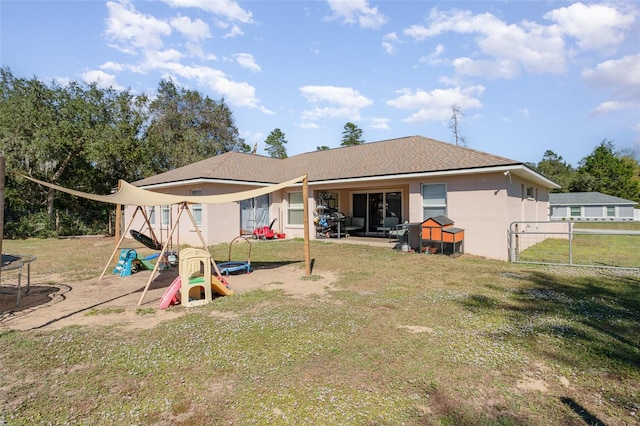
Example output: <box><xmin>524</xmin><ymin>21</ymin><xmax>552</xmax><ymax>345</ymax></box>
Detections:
<box><xmin>4</xmin><ymin>209</ymin><xmax>110</xmax><ymax>239</ymax></box>
<box><xmin>5</xmin><ymin>211</ymin><xmax>56</xmax><ymax>239</ymax></box>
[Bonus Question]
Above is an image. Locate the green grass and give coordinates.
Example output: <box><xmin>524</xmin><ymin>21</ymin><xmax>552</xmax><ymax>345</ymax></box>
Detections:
<box><xmin>573</xmin><ymin>221</ymin><xmax>640</xmax><ymax>231</ymax></box>
<box><xmin>518</xmin><ymin>234</ymin><xmax>640</xmax><ymax>268</ymax></box>
<box><xmin>1</xmin><ymin>237</ymin><xmax>639</xmax><ymax>425</ymax></box>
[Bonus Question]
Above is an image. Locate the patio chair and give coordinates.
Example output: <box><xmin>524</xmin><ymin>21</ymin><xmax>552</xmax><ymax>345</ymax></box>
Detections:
<box><xmin>377</xmin><ymin>216</ymin><xmax>399</xmax><ymax>237</ymax></box>
<box><xmin>388</xmin><ymin>221</ymin><xmax>409</xmax><ymax>242</ymax></box>
<box><xmin>344</xmin><ymin>216</ymin><xmax>365</xmax><ymax>236</ymax></box>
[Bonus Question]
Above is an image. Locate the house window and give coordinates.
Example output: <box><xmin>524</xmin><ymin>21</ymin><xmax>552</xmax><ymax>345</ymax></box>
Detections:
<box><xmin>161</xmin><ymin>205</ymin><xmax>170</xmax><ymax>226</ymax></box>
<box><xmin>606</xmin><ymin>206</ymin><xmax>615</xmax><ymax>217</ymax></box>
<box><xmin>147</xmin><ymin>207</ymin><xmax>155</xmax><ymax>225</ymax></box>
<box><xmin>288</xmin><ymin>192</ymin><xmax>304</xmax><ymax>225</ymax></box>
<box><xmin>422</xmin><ymin>183</ymin><xmax>446</xmax><ymax>220</ymax></box>
<box><xmin>191</xmin><ymin>189</ymin><xmax>202</xmax><ymax>226</ymax></box>
<box><xmin>526</xmin><ymin>186</ymin><xmax>535</xmax><ymax>199</ymax></box>
<box><xmin>570</xmin><ymin>206</ymin><xmax>581</xmax><ymax>217</ymax></box>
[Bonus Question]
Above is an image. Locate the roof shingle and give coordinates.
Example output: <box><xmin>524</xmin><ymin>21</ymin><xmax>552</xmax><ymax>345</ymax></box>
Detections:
<box><xmin>134</xmin><ymin>135</ymin><xmax>522</xmax><ymax>186</ymax></box>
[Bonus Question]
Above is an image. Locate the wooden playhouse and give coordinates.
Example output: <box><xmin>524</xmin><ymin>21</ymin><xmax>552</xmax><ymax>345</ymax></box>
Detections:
<box><xmin>420</xmin><ymin>215</ymin><xmax>464</xmax><ymax>257</ymax></box>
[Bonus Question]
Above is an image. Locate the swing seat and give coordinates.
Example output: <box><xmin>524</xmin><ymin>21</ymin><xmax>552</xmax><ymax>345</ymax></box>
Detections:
<box><xmin>130</xmin><ymin>230</ymin><xmax>163</xmax><ymax>250</ymax></box>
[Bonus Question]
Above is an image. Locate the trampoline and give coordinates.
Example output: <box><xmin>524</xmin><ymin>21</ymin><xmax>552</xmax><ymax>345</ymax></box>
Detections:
<box><xmin>1</xmin><ymin>253</ymin><xmax>37</xmax><ymax>314</ymax></box>
<box><xmin>218</xmin><ymin>236</ymin><xmax>251</xmax><ymax>275</ymax></box>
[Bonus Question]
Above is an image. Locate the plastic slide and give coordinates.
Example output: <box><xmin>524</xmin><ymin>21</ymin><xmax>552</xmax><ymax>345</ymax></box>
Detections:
<box><xmin>159</xmin><ymin>275</ymin><xmax>234</xmax><ymax>309</ymax></box>
<box><xmin>159</xmin><ymin>276</ymin><xmax>182</xmax><ymax>309</ymax></box>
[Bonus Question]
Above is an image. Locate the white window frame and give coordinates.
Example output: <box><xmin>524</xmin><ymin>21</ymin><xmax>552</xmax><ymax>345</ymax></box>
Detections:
<box><xmin>570</xmin><ymin>206</ymin><xmax>581</xmax><ymax>217</ymax></box>
<box><xmin>287</xmin><ymin>192</ymin><xmax>304</xmax><ymax>225</ymax></box>
<box><xmin>147</xmin><ymin>206</ymin><xmax>156</xmax><ymax>225</ymax></box>
<box><xmin>191</xmin><ymin>189</ymin><xmax>202</xmax><ymax>227</ymax></box>
<box><xmin>606</xmin><ymin>206</ymin><xmax>615</xmax><ymax>217</ymax></box>
<box><xmin>526</xmin><ymin>186</ymin><xmax>535</xmax><ymax>199</ymax></box>
<box><xmin>161</xmin><ymin>205</ymin><xmax>170</xmax><ymax>227</ymax></box>
<box><xmin>421</xmin><ymin>183</ymin><xmax>447</xmax><ymax>220</ymax></box>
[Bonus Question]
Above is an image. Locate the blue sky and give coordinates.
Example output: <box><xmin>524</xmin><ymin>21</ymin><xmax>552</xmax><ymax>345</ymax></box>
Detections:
<box><xmin>1</xmin><ymin>0</ymin><xmax>638</xmax><ymax>167</ymax></box>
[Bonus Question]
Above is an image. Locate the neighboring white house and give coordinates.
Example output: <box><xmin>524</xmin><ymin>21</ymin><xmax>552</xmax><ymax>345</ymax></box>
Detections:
<box><xmin>128</xmin><ymin>136</ymin><xmax>560</xmax><ymax>261</ymax></box>
<box><xmin>549</xmin><ymin>192</ymin><xmax>638</xmax><ymax>221</ymax></box>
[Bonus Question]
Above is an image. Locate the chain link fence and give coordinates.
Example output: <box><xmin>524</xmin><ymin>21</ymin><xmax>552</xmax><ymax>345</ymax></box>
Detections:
<box><xmin>509</xmin><ymin>221</ymin><xmax>640</xmax><ymax>270</ymax></box>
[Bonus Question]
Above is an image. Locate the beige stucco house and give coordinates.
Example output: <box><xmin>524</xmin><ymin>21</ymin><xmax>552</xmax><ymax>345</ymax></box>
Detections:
<box><xmin>127</xmin><ymin>135</ymin><xmax>559</xmax><ymax>260</ymax></box>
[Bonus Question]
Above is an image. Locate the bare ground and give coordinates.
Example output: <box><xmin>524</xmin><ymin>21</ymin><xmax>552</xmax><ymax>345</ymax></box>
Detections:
<box><xmin>0</xmin><ymin>265</ymin><xmax>336</xmax><ymax>331</ymax></box>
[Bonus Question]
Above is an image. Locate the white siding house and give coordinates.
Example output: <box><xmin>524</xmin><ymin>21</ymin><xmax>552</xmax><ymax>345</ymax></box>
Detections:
<box><xmin>549</xmin><ymin>192</ymin><xmax>637</xmax><ymax>221</ymax></box>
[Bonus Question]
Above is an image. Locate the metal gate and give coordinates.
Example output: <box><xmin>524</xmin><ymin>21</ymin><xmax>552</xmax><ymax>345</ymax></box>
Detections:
<box><xmin>509</xmin><ymin>221</ymin><xmax>640</xmax><ymax>270</ymax></box>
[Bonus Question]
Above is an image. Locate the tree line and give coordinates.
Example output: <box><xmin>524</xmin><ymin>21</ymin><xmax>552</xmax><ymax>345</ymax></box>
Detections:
<box><xmin>1</xmin><ymin>68</ymin><xmax>637</xmax><ymax>237</ymax></box>
<box><xmin>529</xmin><ymin>142</ymin><xmax>640</xmax><ymax>202</ymax></box>
<box><xmin>0</xmin><ymin>68</ymin><xmax>248</xmax><ymax>237</ymax></box>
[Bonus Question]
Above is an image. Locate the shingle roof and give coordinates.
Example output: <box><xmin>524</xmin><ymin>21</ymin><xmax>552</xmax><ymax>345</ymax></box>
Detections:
<box><xmin>134</xmin><ymin>135</ymin><xmax>522</xmax><ymax>187</ymax></box>
<box><xmin>549</xmin><ymin>192</ymin><xmax>637</xmax><ymax>206</ymax></box>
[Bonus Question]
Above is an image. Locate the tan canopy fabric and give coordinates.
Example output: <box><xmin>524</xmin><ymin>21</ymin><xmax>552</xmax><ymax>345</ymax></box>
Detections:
<box><xmin>19</xmin><ymin>173</ymin><xmax>306</xmax><ymax>206</ymax></box>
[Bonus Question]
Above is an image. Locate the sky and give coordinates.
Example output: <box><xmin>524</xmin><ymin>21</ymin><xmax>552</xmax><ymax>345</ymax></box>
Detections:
<box><xmin>1</xmin><ymin>0</ymin><xmax>639</xmax><ymax>167</ymax></box>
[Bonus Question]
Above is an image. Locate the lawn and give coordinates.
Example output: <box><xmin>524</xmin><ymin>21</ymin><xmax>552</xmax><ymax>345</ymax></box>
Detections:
<box><xmin>1</xmin><ymin>237</ymin><xmax>639</xmax><ymax>425</ymax></box>
<box><xmin>517</xmin><ymin>233</ymin><xmax>640</xmax><ymax>268</ymax></box>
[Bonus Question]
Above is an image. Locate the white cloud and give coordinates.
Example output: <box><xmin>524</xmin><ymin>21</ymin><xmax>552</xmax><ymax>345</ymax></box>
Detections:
<box><xmin>369</xmin><ymin>117</ymin><xmax>390</xmax><ymax>130</ymax></box>
<box><xmin>100</xmin><ymin>61</ymin><xmax>123</xmax><ymax>71</ymax></box>
<box><xmin>101</xmin><ymin>1</ymin><xmax>269</xmax><ymax>113</ymax></box>
<box><xmin>300</xmin><ymin>85</ymin><xmax>373</xmax><ymax>108</ymax></box>
<box><xmin>104</xmin><ymin>0</ymin><xmax>172</xmax><ymax>53</ymax></box>
<box><xmin>173</xmin><ymin>64</ymin><xmax>271</xmax><ymax>113</ymax></box>
<box><xmin>544</xmin><ymin>2</ymin><xmax>635</xmax><ymax>51</ymax></box>
<box><xmin>234</xmin><ymin>53</ymin><xmax>261</xmax><ymax>72</ymax></box>
<box><xmin>223</xmin><ymin>24</ymin><xmax>244</xmax><ymax>38</ymax></box>
<box><xmin>382</xmin><ymin>32</ymin><xmax>400</xmax><ymax>55</ymax></box>
<box><xmin>452</xmin><ymin>57</ymin><xmax>522</xmax><ymax>79</ymax></box>
<box><xmin>300</xmin><ymin>85</ymin><xmax>373</xmax><ymax>122</ymax></box>
<box><xmin>583</xmin><ymin>54</ymin><xmax>640</xmax><ymax>114</ymax></box>
<box><xmin>326</xmin><ymin>0</ymin><xmax>387</xmax><ymax>30</ymax></box>
<box><xmin>161</xmin><ymin>0</ymin><xmax>253</xmax><ymax>24</ymax></box>
<box><xmin>299</xmin><ymin>122</ymin><xmax>319</xmax><ymax>129</ymax></box>
<box><xmin>402</xmin><ymin>7</ymin><xmax>587</xmax><ymax>78</ymax></box>
<box><xmin>419</xmin><ymin>43</ymin><xmax>445</xmax><ymax>65</ymax></box>
<box><xmin>80</xmin><ymin>70</ymin><xmax>124</xmax><ymax>90</ymax></box>
<box><xmin>386</xmin><ymin>86</ymin><xmax>484</xmax><ymax>124</ymax></box>
<box><xmin>170</xmin><ymin>15</ymin><xmax>210</xmax><ymax>42</ymax></box>
<box><xmin>583</xmin><ymin>54</ymin><xmax>640</xmax><ymax>90</ymax></box>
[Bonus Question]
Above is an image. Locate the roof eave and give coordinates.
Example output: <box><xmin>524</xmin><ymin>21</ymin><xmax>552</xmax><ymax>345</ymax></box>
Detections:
<box><xmin>139</xmin><ymin>178</ymin><xmax>278</xmax><ymax>190</ymax></box>
<box><xmin>308</xmin><ymin>164</ymin><xmax>561</xmax><ymax>189</ymax></box>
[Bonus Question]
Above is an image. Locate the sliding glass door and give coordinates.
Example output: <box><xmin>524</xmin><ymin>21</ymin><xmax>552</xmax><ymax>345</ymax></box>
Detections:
<box><xmin>352</xmin><ymin>191</ymin><xmax>402</xmax><ymax>234</ymax></box>
<box><xmin>240</xmin><ymin>194</ymin><xmax>269</xmax><ymax>235</ymax></box>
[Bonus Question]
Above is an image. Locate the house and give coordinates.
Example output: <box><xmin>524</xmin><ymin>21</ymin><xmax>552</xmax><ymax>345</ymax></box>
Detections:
<box><xmin>549</xmin><ymin>192</ymin><xmax>637</xmax><ymax>221</ymax></box>
<box><xmin>127</xmin><ymin>135</ymin><xmax>559</xmax><ymax>261</ymax></box>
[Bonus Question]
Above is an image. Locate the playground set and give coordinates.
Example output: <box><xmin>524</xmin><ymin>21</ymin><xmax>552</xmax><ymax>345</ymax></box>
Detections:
<box><xmin>19</xmin><ymin>172</ymin><xmax>310</xmax><ymax>308</ymax></box>
<box><xmin>115</xmin><ymin>224</ymin><xmax>251</xmax><ymax>308</ymax></box>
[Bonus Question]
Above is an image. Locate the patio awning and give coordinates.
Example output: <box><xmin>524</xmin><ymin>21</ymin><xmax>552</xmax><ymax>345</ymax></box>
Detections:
<box><xmin>18</xmin><ymin>173</ymin><xmax>306</xmax><ymax>206</ymax></box>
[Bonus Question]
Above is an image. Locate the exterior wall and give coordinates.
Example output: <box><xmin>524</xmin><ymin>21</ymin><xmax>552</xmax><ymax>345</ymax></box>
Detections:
<box><xmin>550</xmin><ymin>204</ymin><xmax>636</xmax><ymax>221</ymax></box>
<box><xmin>415</xmin><ymin>172</ymin><xmax>549</xmax><ymax>260</ymax></box>
<box><xmin>124</xmin><ymin>182</ymin><xmax>264</xmax><ymax>247</ymax></box>
<box><xmin>126</xmin><ymin>171</ymin><xmax>551</xmax><ymax>261</ymax></box>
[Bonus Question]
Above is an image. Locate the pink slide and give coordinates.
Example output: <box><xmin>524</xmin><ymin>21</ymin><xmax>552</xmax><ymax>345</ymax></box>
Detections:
<box><xmin>159</xmin><ymin>276</ymin><xmax>235</xmax><ymax>309</ymax></box>
<box><xmin>159</xmin><ymin>276</ymin><xmax>182</xmax><ymax>309</ymax></box>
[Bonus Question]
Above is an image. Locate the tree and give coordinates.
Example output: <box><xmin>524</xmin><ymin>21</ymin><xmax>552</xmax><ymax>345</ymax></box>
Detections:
<box><xmin>264</xmin><ymin>128</ymin><xmax>288</xmax><ymax>158</ymax></box>
<box><xmin>0</xmin><ymin>69</ymin><xmax>122</xmax><ymax>215</ymax></box>
<box><xmin>340</xmin><ymin>122</ymin><xmax>364</xmax><ymax>147</ymax></box>
<box><xmin>570</xmin><ymin>140</ymin><xmax>640</xmax><ymax>201</ymax></box>
<box><xmin>316</xmin><ymin>145</ymin><xmax>330</xmax><ymax>151</ymax></box>
<box><xmin>145</xmin><ymin>79</ymin><xmax>249</xmax><ymax>173</ymax></box>
<box><xmin>535</xmin><ymin>150</ymin><xmax>575</xmax><ymax>192</ymax></box>
<box><xmin>449</xmin><ymin>104</ymin><xmax>466</xmax><ymax>147</ymax></box>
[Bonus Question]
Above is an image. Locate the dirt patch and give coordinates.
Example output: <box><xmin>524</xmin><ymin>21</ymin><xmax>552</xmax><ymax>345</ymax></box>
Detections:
<box><xmin>397</xmin><ymin>325</ymin><xmax>435</xmax><ymax>334</ymax></box>
<box><xmin>0</xmin><ymin>265</ymin><xmax>336</xmax><ymax>331</ymax></box>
